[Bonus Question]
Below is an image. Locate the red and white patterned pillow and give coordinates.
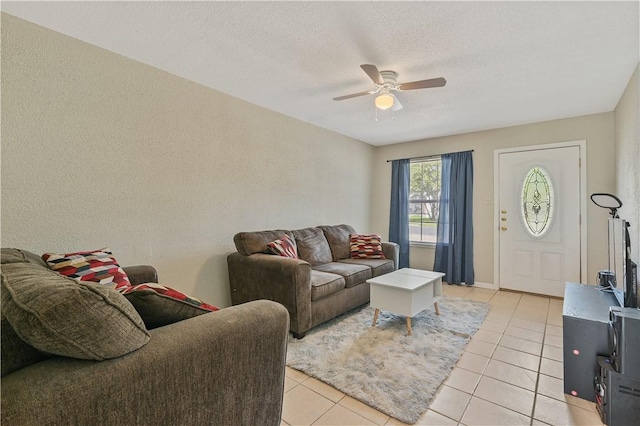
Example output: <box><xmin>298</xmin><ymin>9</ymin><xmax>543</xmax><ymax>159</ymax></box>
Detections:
<box><xmin>349</xmin><ymin>234</ymin><xmax>386</xmax><ymax>259</ymax></box>
<box><xmin>267</xmin><ymin>235</ymin><xmax>299</xmax><ymax>259</ymax></box>
<box><xmin>119</xmin><ymin>283</ymin><xmax>219</xmax><ymax>329</ymax></box>
<box><xmin>42</xmin><ymin>248</ymin><xmax>131</xmax><ymax>289</ymax></box>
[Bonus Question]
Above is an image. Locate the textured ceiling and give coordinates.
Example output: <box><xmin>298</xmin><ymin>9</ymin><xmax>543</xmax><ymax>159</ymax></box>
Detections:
<box><xmin>2</xmin><ymin>1</ymin><xmax>639</xmax><ymax>146</ymax></box>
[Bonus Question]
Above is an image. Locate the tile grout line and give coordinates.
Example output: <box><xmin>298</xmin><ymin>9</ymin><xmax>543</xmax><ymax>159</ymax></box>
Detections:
<box><xmin>528</xmin><ymin>300</ymin><xmax>550</xmax><ymax>426</ymax></box>
<box><xmin>287</xmin><ymin>290</ymin><xmax>578</xmax><ymax>426</ymax></box>
<box><xmin>300</xmin><ymin>377</ymin><xmax>392</xmax><ymax>425</ymax></box>
<box><xmin>473</xmin><ymin>292</ymin><xmax>541</xmax><ymax>424</ymax></box>
<box><xmin>498</xmin><ymin>298</ymin><xmax>546</xmax><ymax>426</ymax></box>
<box><xmin>455</xmin><ymin>288</ymin><xmax>502</xmax><ymax>425</ymax></box>
<box><xmin>334</xmin><ymin>395</ymin><xmax>390</xmax><ymax>426</ymax></box>
<box><xmin>488</xmin><ymin>304</ymin><xmax>600</xmax><ymax>421</ymax></box>
<box><xmin>429</xmin><ymin>288</ymin><xmax>492</xmax><ymax>425</ymax></box>
<box><xmin>284</xmin><ymin>374</ymin><xmax>342</xmax><ymax>426</ymax></box>
<box><xmin>303</xmin><ymin>380</ymin><xmax>346</xmax><ymax>426</ymax></box>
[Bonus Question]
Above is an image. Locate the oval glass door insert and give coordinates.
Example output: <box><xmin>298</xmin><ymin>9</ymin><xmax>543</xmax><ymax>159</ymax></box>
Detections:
<box><xmin>521</xmin><ymin>167</ymin><xmax>554</xmax><ymax>236</ymax></box>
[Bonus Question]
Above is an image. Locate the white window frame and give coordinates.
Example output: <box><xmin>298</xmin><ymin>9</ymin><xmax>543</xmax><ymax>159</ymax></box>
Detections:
<box><xmin>409</xmin><ymin>157</ymin><xmax>442</xmax><ymax>246</ymax></box>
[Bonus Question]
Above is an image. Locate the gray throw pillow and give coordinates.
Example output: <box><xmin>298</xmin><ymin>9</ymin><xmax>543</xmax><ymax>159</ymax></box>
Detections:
<box><xmin>123</xmin><ymin>290</ymin><xmax>210</xmax><ymax>329</ymax></box>
<box><xmin>1</xmin><ymin>260</ymin><xmax>150</xmax><ymax>361</ymax></box>
<box><xmin>121</xmin><ymin>283</ymin><xmax>218</xmax><ymax>329</ymax></box>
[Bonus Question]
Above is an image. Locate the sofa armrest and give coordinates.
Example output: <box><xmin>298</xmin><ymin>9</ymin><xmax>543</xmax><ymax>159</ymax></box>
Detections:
<box><xmin>227</xmin><ymin>252</ymin><xmax>312</xmax><ymax>335</ymax></box>
<box><xmin>1</xmin><ymin>300</ymin><xmax>289</xmax><ymax>426</ymax></box>
<box><xmin>122</xmin><ymin>265</ymin><xmax>158</xmax><ymax>285</ymax></box>
<box><xmin>382</xmin><ymin>241</ymin><xmax>400</xmax><ymax>270</ymax></box>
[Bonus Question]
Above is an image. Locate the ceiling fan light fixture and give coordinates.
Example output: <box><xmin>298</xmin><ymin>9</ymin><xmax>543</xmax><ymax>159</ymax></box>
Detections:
<box><xmin>333</xmin><ymin>64</ymin><xmax>446</xmax><ymax>115</ymax></box>
<box><xmin>375</xmin><ymin>93</ymin><xmax>394</xmax><ymax>110</ymax></box>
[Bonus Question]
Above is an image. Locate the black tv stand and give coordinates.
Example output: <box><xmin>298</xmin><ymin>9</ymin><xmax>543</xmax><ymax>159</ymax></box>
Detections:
<box><xmin>562</xmin><ymin>282</ymin><xmax>619</xmax><ymax>401</ymax></box>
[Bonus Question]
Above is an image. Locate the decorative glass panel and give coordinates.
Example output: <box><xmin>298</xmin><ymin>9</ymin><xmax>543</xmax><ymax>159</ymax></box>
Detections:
<box><xmin>521</xmin><ymin>167</ymin><xmax>554</xmax><ymax>236</ymax></box>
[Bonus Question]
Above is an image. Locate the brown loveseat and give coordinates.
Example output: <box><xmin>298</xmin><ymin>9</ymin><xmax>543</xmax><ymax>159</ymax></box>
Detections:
<box><xmin>227</xmin><ymin>224</ymin><xmax>399</xmax><ymax>338</ymax></box>
<box><xmin>1</xmin><ymin>248</ymin><xmax>289</xmax><ymax>426</ymax></box>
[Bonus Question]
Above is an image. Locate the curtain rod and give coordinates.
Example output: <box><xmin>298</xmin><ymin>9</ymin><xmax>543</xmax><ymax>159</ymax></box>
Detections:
<box><xmin>386</xmin><ymin>149</ymin><xmax>474</xmax><ymax>163</ymax></box>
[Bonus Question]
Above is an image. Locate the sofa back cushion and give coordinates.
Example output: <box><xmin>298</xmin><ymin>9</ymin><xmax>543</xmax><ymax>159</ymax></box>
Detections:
<box><xmin>234</xmin><ymin>230</ymin><xmax>295</xmax><ymax>256</ymax></box>
<box><xmin>292</xmin><ymin>228</ymin><xmax>333</xmax><ymax>266</ymax></box>
<box><xmin>1</xmin><ymin>252</ymin><xmax>150</xmax><ymax>361</ymax></box>
<box><xmin>318</xmin><ymin>224</ymin><xmax>357</xmax><ymax>261</ymax></box>
<box><xmin>1</xmin><ymin>314</ymin><xmax>50</xmax><ymax>377</ymax></box>
<box><xmin>1</xmin><ymin>249</ymin><xmax>54</xmax><ymax>376</ymax></box>
<box><xmin>1</xmin><ymin>247</ymin><xmax>48</xmax><ymax>268</ymax></box>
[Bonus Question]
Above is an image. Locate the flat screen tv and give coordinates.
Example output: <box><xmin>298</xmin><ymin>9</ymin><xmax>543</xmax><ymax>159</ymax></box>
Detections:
<box><xmin>608</xmin><ymin>218</ymin><xmax>637</xmax><ymax>308</ymax></box>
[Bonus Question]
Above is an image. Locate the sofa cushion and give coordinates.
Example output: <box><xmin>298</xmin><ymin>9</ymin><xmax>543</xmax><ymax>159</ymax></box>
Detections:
<box><xmin>42</xmin><ymin>248</ymin><xmax>131</xmax><ymax>290</ymax></box>
<box><xmin>1</xmin><ymin>248</ymin><xmax>49</xmax><ymax>268</ymax></box>
<box><xmin>292</xmin><ymin>228</ymin><xmax>333</xmax><ymax>266</ymax></box>
<box><xmin>267</xmin><ymin>235</ymin><xmax>299</xmax><ymax>259</ymax></box>
<box><xmin>1</xmin><ymin>259</ymin><xmax>150</xmax><ymax>360</ymax></box>
<box><xmin>312</xmin><ymin>262</ymin><xmax>372</xmax><ymax>288</ymax></box>
<box><xmin>120</xmin><ymin>283</ymin><xmax>219</xmax><ymax>329</ymax></box>
<box><xmin>234</xmin><ymin>230</ymin><xmax>296</xmax><ymax>256</ymax></box>
<box><xmin>339</xmin><ymin>258</ymin><xmax>395</xmax><ymax>278</ymax></box>
<box><xmin>350</xmin><ymin>234</ymin><xmax>386</xmax><ymax>259</ymax></box>
<box><xmin>1</xmin><ymin>314</ymin><xmax>51</xmax><ymax>377</ymax></box>
<box><xmin>310</xmin><ymin>270</ymin><xmax>346</xmax><ymax>301</ymax></box>
<box><xmin>318</xmin><ymin>224</ymin><xmax>357</xmax><ymax>261</ymax></box>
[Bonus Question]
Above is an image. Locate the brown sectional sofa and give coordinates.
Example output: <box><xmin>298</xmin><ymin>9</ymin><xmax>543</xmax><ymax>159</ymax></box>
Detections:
<box><xmin>227</xmin><ymin>224</ymin><xmax>399</xmax><ymax>338</ymax></box>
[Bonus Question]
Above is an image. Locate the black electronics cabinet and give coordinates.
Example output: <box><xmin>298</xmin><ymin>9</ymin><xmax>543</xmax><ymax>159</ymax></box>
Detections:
<box><xmin>609</xmin><ymin>307</ymin><xmax>640</xmax><ymax>378</ymax></box>
<box><xmin>563</xmin><ymin>283</ymin><xmax>618</xmax><ymax>402</ymax></box>
<box><xmin>595</xmin><ymin>356</ymin><xmax>640</xmax><ymax>425</ymax></box>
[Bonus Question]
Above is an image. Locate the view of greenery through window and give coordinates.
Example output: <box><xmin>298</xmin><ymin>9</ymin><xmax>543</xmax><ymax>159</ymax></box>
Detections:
<box><xmin>409</xmin><ymin>158</ymin><xmax>441</xmax><ymax>243</ymax></box>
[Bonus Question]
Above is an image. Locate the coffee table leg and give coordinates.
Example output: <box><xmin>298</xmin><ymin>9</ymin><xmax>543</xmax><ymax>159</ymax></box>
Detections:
<box><xmin>372</xmin><ymin>308</ymin><xmax>380</xmax><ymax>327</ymax></box>
<box><xmin>434</xmin><ymin>301</ymin><xmax>440</xmax><ymax>315</ymax></box>
<box><xmin>406</xmin><ymin>317</ymin><xmax>412</xmax><ymax>335</ymax></box>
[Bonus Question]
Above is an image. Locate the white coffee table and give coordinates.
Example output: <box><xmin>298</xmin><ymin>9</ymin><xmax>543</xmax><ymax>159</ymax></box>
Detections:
<box><xmin>367</xmin><ymin>268</ymin><xmax>445</xmax><ymax>335</ymax></box>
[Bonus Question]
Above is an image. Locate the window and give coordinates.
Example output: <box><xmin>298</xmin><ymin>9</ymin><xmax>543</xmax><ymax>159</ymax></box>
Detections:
<box><xmin>409</xmin><ymin>158</ymin><xmax>441</xmax><ymax>243</ymax></box>
<box><xmin>521</xmin><ymin>166</ymin><xmax>554</xmax><ymax>237</ymax></box>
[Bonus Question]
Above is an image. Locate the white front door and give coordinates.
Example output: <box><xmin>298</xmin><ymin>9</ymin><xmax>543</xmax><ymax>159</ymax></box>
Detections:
<box><xmin>497</xmin><ymin>145</ymin><xmax>582</xmax><ymax>297</ymax></box>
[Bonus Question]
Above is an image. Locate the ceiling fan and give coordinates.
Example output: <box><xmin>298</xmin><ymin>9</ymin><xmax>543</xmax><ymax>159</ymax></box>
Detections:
<box><xmin>333</xmin><ymin>64</ymin><xmax>446</xmax><ymax>111</ymax></box>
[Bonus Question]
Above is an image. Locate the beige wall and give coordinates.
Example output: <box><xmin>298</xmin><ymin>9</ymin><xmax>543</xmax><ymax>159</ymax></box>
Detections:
<box><xmin>1</xmin><ymin>14</ymin><xmax>374</xmax><ymax>307</ymax></box>
<box><xmin>371</xmin><ymin>113</ymin><xmax>616</xmax><ymax>286</ymax></box>
<box><xmin>2</xmin><ymin>13</ymin><xmax>635</xmax><ymax>305</ymax></box>
<box><xmin>614</xmin><ymin>63</ymin><xmax>640</xmax><ymax>269</ymax></box>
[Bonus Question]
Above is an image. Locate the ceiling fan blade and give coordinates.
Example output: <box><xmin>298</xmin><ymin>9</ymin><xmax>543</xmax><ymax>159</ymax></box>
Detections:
<box><xmin>360</xmin><ymin>64</ymin><xmax>384</xmax><ymax>85</ymax></box>
<box><xmin>397</xmin><ymin>77</ymin><xmax>446</xmax><ymax>91</ymax></box>
<box><xmin>333</xmin><ymin>90</ymin><xmax>375</xmax><ymax>101</ymax></box>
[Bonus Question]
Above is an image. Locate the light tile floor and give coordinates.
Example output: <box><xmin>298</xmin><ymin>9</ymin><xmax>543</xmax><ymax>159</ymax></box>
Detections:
<box><xmin>281</xmin><ymin>285</ymin><xmax>605</xmax><ymax>426</ymax></box>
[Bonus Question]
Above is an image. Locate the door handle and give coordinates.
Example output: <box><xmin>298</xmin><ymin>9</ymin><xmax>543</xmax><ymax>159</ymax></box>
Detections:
<box><xmin>501</xmin><ymin>226</ymin><xmax>508</xmax><ymax>231</ymax></box>
<box><xmin>501</xmin><ymin>218</ymin><xmax>507</xmax><ymax>221</ymax></box>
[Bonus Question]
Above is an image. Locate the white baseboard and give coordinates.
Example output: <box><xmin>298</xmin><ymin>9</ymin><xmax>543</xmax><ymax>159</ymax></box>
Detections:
<box><xmin>472</xmin><ymin>281</ymin><xmax>498</xmax><ymax>290</ymax></box>
<box><xmin>443</xmin><ymin>281</ymin><xmax>498</xmax><ymax>290</ymax></box>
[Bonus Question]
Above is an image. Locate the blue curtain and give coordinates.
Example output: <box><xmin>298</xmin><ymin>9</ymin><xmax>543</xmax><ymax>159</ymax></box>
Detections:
<box><xmin>389</xmin><ymin>159</ymin><xmax>410</xmax><ymax>269</ymax></box>
<box><xmin>434</xmin><ymin>151</ymin><xmax>474</xmax><ymax>284</ymax></box>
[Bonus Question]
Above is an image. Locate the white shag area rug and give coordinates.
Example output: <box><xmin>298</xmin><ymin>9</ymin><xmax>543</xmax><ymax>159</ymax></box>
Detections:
<box><xmin>286</xmin><ymin>296</ymin><xmax>490</xmax><ymax>424</ymax></box>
